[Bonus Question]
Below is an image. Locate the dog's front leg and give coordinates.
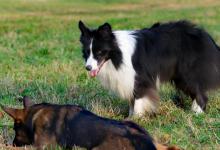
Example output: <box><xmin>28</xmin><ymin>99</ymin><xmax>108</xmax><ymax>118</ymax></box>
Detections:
<box><xmin>34</xmin><ymin>143</ymin><xmax>58</xmax><ymax>150</ymax></box>
<box><xmin>133</xmin><ymin>88</ymin><xmax>159</xmax><ymax>116</ymax></box>
<box><xmin>34</xmin><ymin>133</ymin><xmax>57</xmax><ymax>150</ymax></box>
<box><xmin>128</xmin><ymin>99</ymin><xmax>135</xmax><ymax>117</ymax></box>
<box><xmin>34</xmin><ymin>144</ymin><xmax>44</xmax><ymax>150</ymax></box>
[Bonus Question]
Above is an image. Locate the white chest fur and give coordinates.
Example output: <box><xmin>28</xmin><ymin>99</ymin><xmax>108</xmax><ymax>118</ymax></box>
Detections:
<box><xmin>98</xmin><ymin>31</ymin><xmax>136</xmax><ymax>100</ymax></box>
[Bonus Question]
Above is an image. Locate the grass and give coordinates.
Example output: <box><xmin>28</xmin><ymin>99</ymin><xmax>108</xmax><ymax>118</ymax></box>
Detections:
<box><xmin>0</xmin><ymin>0</ymin><xmax>219</xmax><ymax>149</ymax></box>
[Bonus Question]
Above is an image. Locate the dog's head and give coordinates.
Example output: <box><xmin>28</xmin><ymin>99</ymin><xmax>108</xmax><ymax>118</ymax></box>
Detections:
<box><xmin>78</xmin><ymin>21</ymin><xmax>121</xmax><ymax>77</ymax></box>
<box><xmin>1</xmin><ymin>96</ymin><xmax>34</xmax><ymax>146</ymax></box>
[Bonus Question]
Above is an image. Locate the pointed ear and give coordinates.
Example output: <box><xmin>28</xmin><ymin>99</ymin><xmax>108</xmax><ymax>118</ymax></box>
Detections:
<box><xmin>97</xmin><ymin>22</ymin><xmax>112</xmax><ymax>38</ymax></box>
<box><xmin>0</xmin><ymin>104</ymin><xmax>24</xmax><ymax>120</ymax></box>
<box><xmin>78</xmin><ymin>20</ymin><xmax>90</xmax><ymax>37</ymax></box>
<box><xmin>23</xmin><ymin>96</ymin><xmax>34</xmax><ymax>108</ymax></box>
<box><xmin>98</xmin><ymin>23</ymin><xmax>112</xmax><ymax>31</ymax></box>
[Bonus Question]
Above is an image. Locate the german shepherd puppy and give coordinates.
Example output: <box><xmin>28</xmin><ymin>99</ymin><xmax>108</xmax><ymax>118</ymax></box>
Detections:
<box><xmin>1</xmin><ymin>96</ymin><xmax>179</xmax><ymax>150</ymax></box>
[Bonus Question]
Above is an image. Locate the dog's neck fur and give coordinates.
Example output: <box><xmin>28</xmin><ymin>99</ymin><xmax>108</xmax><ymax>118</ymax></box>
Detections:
<box><xmin>98</xmin><ymin>31</ymin><xmax>137</xmax><ymax>100</ymax></box>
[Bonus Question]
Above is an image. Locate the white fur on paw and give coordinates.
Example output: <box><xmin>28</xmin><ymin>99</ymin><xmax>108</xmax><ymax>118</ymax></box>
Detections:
<box><xmin>133</xmin><ymin>97</ymin><xmax>157</xmax><ymax>116</ymax></box>
<box><xmin>191</xmin><ymin>100</ymin><xmax>204</xmax><ymax>114</ymax></box>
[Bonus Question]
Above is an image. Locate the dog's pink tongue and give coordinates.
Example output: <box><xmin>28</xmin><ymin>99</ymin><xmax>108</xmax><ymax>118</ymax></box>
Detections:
<box><xmin>89</xmin><ymin>70</ymin><xmax>98</xmax><ymax>77</ymax></box>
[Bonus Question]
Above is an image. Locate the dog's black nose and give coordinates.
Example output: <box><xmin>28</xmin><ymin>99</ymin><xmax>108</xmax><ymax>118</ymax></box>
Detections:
<box><xmin>86</xmin><ymin>65</ymin><xmax>92</xmax><ymax>71</ymax></box>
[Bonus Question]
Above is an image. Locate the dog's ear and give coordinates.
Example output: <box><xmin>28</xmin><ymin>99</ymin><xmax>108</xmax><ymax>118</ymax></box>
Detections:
<box><xmin>79</xmin><ymin>20</ymin><xmax>90</xmax><ymax>37</ymax></box>
<box><xmin>0</xmin><ymin>104</ymin><xmax>24</xmax><ymax>121</ymax></box>
<box><xmin>97</xmin><ymin>22</ymin><xmax>112</xmax><ymax>38</ymax></box>
<box><xmin>22</xmin><ymin>96</ymin><xmax>34</xmax><ymax>108</ymax></box>
<box><xmin>98</xmin><ymin>22</ymin><xmax>112</xmax><ymax>32</ymax></box>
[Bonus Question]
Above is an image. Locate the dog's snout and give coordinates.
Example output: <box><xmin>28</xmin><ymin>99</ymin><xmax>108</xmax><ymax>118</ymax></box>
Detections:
<box><xmin>86</xmin><ymin>65</ymin><xmax>92</xmax><ymax>71</ymax></box>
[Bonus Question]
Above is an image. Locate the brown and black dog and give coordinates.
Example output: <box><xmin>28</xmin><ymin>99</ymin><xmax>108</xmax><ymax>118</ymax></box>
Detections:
<box><xmin>1</xmin><ymin>96</ymin><xmax>179</xmax><ymax>150</ymax></box>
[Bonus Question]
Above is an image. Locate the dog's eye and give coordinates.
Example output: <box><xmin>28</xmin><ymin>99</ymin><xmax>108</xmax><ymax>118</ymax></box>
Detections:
<box><xmin>97</xmin><ymin>51</ymin><xmax>102</xmax><ymax>55</ymax></box>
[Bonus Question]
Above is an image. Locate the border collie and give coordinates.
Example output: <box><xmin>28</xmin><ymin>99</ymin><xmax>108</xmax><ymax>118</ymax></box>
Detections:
<box><xmin>78</xmin><ymin>20</ymin><xmax>220</xmax><ymax>116</ymax></box>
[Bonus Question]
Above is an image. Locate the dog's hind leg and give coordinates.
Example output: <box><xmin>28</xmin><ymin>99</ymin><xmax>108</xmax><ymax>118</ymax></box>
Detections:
<box><xmin>191</xmin><ymin>91</ymin><xmax>208</xmax><ymax>114</ymax></box>
<box><xmin>174</xmin><ymin>79</ymin><xmax>208</xmax><ymax>114</ymax></box>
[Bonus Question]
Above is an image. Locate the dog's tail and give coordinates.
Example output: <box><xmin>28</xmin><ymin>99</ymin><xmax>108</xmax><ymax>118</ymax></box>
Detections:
<box><xmin>154</xmin><ymin>142</ymin><xmax>180</xmax><ymax>150</ymax></box>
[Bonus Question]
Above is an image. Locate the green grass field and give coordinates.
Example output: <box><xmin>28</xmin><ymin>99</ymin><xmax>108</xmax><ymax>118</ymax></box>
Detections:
<box><xmin>0</xmin><ymin>0</ymin><xmax>220</xmax><ymax>149</ymax></box>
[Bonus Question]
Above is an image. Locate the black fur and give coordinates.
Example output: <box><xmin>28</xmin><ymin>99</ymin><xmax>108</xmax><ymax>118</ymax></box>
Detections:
<box><xmin>79</xmin><ymin>21</ymin><xmax>123</xmax><ymax>70</ymax></box>
<box><xmin>132</xmin><ymin>21</ymin><xmax>220</xmax><ymax>110</ymax></box>
<box><xmin>79</xmin><ymin>20</ymin><xmax>220</xmax><ymax>113</ymax></box>
<box><xmin>2</xmin><ymin>101</ymin><xmax>157</xmax><ymax>150</ymax></box>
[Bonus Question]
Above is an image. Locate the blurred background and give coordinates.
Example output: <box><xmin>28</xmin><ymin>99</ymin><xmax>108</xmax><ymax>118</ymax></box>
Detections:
<box><xmin>0</xmin><ymin>0</ymin><xmax>219</xmax><ymax>149</ymax></box>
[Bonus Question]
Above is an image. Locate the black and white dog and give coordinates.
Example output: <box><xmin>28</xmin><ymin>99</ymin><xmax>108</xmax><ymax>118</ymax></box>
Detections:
<box><xmin>79</xmin><ymin>20</ymin><xmax>220</xmax><ymax>116</ymax></box>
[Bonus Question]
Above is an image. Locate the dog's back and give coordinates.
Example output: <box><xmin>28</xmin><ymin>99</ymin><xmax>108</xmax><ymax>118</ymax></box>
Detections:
<box><xmin>30</xmin><ymin>103</ymin><xmax>158</xmax><ymax>149</ymax></box>
<box><xmin>2</xmin><ymin>98</ymin><xmax>179</xmax><ymax>150</ymax></box>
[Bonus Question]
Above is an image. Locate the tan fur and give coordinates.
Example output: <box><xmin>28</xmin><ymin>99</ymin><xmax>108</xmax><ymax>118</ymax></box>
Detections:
<box><xmin>1</xmin><ymin>97</ymin><xmax>180</xmax><ymax>150</ymax></box>
<box><xmin>92</xmin><ymin>134</ymin><xmax>134</xmax><ymax>150</ymax></box>
<box><xmin>32</xmin><ymin>109</ymin><xmax>44</xmax><ymax>125</ymax></box>
<box><xmin>32</xmin><ymin>108</ymin><xmax>60</xmax><ymax>149</ymax></box>
<box><xmin>154</xmin><ymin>142</ymin><xmax>180</xmax><ymax>150</ymax></box>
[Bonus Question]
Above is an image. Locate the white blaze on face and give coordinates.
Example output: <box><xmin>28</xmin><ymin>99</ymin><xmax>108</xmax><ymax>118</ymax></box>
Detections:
<box><xmin>86</xmin><ymin>39</ymin><xmax>99</xmax><ymax>77</ymax></box>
